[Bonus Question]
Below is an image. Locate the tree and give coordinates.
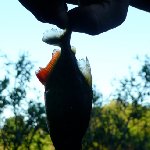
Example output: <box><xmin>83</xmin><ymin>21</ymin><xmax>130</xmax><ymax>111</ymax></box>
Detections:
<box><xmin>82</xmin><ymin>56</ymin><xmax>150</xmax><ymax>150</ymax></box>
<box><xmin>0</xmin><ymin>52</ymin><xmax>102</xmax><ymax>150</ymax></box>
<box><xmin>1</xmin><ymin>52</ymin><xmax>150</xmax><ymax>150</ymax></box>
<box><xmin>0</xmin><ymin>53</ymin><xmax>52</xmax><ymax>150</ymax></box>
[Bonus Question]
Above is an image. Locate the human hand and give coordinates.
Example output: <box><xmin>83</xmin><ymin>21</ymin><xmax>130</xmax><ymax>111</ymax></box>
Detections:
<box><xmin>19</xmin><ymin>0</ymin><xmax>129</xmax><ymax>35</ymax></box>
<box><xmin>19</xmin><ymin>0</ymin><xmax>68</xmax><ymax>28</ymax></box>
<box><xmin>18</xmin><ymin>0</ymin><xmax>103</xmax><ymax>34</ymax></box>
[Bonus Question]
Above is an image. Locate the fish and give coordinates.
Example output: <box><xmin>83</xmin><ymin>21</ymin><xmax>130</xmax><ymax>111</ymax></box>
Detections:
<box><xmin>36</xmin><ymin>29</ymin><xmax>92</xmax><ymax>150</ymax></box>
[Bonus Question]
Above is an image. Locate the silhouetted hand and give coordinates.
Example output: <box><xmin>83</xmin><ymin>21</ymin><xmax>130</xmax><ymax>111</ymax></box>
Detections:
<box><xmin>19</xmin><ymin>0</ymin><xmax>129</xmax><ymax>35</ymax></box>
<box><xmin>19</xmin><ymin>0</ymin><xmax>68</xmax><ymax>28</ymax></box>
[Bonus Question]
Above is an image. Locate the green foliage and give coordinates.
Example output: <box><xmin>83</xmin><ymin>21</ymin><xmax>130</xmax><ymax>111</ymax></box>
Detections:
<box><xmin>82</xmin><ymin>56</ymin><xmax>150</xmax><ymax>150</ymax></box>
<box><xmin>0</xmin><ymin>53</ymin><xmax>53</xmax><ymax>150</ymax></box>
<box><xmin>1</xmin><ymin>53</ymin><xmax>150</xmax><ymax>150</ymax></box>
<box><xmin>83</xmin><ymin>101</ymin><xmax>150</xmax><ymax>150</ymax></box>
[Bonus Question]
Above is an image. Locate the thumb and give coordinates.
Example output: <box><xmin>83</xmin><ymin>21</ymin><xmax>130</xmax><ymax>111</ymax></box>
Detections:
<box><xmin>51</xmin><ymin>11</ymin><xmax>69</xmax><ymax>29</ymax></box>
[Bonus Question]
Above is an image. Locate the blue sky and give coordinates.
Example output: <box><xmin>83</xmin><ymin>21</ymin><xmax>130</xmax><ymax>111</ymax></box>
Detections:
<box><xmin>1</xmin><ymin>0</ymin><xmax>150</xmax><ymax>98</ymax></box>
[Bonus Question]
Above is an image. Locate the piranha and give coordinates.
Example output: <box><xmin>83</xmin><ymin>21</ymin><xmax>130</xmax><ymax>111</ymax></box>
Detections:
<box><xmin>36</xmin><ymin>29</ymin><xmax>93</xmax><ymax>150</ymax></box>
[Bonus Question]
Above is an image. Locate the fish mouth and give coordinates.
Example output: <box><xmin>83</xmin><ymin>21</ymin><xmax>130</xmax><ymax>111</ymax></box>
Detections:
<box><xmin>36</xmin><ymin>49</ymin><xmax>61</xmax><ymax>85</ymax></box>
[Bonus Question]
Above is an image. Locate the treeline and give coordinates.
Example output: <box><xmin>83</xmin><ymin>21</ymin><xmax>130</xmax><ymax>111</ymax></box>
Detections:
<box><xmin>83</xmin><ymin>101</ymin><xmax>150</xmax><ymax>150</ymax></box>
<box><xmin>0</xmin><ymin>53</ymin><xmax>150</xmax><ymax>150</ymax></box>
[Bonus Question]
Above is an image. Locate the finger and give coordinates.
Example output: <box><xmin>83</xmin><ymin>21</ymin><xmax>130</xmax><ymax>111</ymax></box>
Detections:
<box><xmin>51</xmin><ymin>11</ymin><xmax>69</xmax><ymax>29</ymax></box>
<box><xmin>19</xmin><ymin>0</ymin><xmax>69</xmax><ymax>27</ymax></box>
<box><xmin>19</xmin><ymin>0</ymin><xmax>36</xmax><ymax>11</ymax></box>
<box><xmin>19</xmin><ymin>0</ymin><xmax>45</xmax><ymax>22</ymax></box>
<box><xmin>130</xmin><ymin>0</ymin><xmax>150</xmax><ymax>12</ymax></box>
<box><xmin>68</xmin><ymin>6</ymin><xmax>103</xmax><ymax>35</ymax></box>
<box><xmin>68</xmin><ymin>0</ymin><xmax>129</xmax><ymax>35</ymax></box>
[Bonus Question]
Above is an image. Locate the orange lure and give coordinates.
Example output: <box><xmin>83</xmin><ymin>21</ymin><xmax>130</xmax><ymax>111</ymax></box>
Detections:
<box><xmin>36</xmin><ymin>50</ymin><xmax>61</xmax><ymax>85</ymax></box>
